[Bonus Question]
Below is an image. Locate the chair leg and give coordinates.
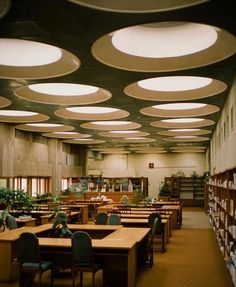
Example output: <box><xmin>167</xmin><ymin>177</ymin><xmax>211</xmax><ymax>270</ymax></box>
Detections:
<box><xmin>92</xmin><ymin>272</ymin><xmax>95</xmax><ymax>287</ymax></box>
<box><xmin>39</xmin><ymin>272</ymin><xmax>42</xmax><ymax>287</ymax></box>
<box><xmin>80</xmin><ymin>272</ymin><xmax>83</xmax><ymax>287</ymax></box>
<box><xmin>72</xmin><ymin>266</ymin><xmax>76</xmax><ymax>287</ymax></box>
<box><xmin>51</xmin><ymin>268</ymin><xmax>54</xmax><ymax>287</ymax></box>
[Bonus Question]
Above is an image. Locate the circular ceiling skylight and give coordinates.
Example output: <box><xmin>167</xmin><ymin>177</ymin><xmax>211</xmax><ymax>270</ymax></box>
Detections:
<box><xmin>112</xmin><ymin>23</ymin><xmax>217</xmax><ymax>58</ymax></box>
<box><xmin>98</xmin><ymin>130</ymin><xmax>149</xmax><ymax>138</ymax></box>
<box><xmin>80</xmin><ymin>121</ymin><xmax>141</xmax><ymax>130</ymax></box>
<box><xmin>15</xmin><ymin>123</ymin><xmax>74</xmax><ymax>132</ymax></box>
<box><xmin>170</xmin><ymin>146</ymin><xmax>206</xmax><ymax>150</ymax></box>
<box><xmin>42</xmin><ymin>132</ymin><xmax>91</xmax><ymax>139</ymax></box>
<box><xmin>158</xmin><ymin>129</ymin><xmax>211</xmax><ymax>136</ymax></box>
<box><xmin>92</xmin><ymin>22</ymin><xmax>236</xmax><ymax>72</ymax></box>
<box><xmin>151</xmin><ymin>118</ymin><xmax>215</xmax><ymax>128</ymax></box>
<box><xmin>0</xmin><ymin>96</ymin><xmax>11</xmax><ymax>108</ymax></box>
<box><xmin>112</xmin><ymin>137</ymin><xmax>156</xmax><ymax>143</ymax></box>
<box><xmin>15</xmin><ymin>83</ymin><xmax>111</xmax><ymax>105</ymax></box>
<box><xmin>164</xmin><ymin>136</ymin><xmax>210</xmax><ymax>142</ymax></box>
<box><xmin>172</xmin><ymin>149</ymin><xmax>206</xmax><ymax>153</ymax></box>
<box><xmin>55</xmin><ymin>106</ymin><xmax>129</xmax><ymax>120</ymax></box>
<box><xmin>141</xmin><ymin>103</ymin><xmax>219</xmax><ymax>117</ymax></box>
<box><xmin>0</xmin><ymin>110</ymin><xmax>49</xmax><ymax>123</ymax></box>
<box><xmin>67</xmin><ymin>0</ymin><xmax>209</xmax><ymax>13</ymax></box>
<box><xmin>124</xmin><ymin>76</ymin><xmax>227</xmax><ymax>101</ymax></box>
<box><xmin>0</xmin><ymin>38</ymin><xmax>80</xmax><ymax>79</ymax></box>
<box><xmin>63</xmin><ymin>139</ymin><xmax>105</xmax><ymax>144</ymax></box>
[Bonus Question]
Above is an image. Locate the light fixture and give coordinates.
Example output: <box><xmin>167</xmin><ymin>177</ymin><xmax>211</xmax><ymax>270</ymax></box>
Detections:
<box><xmin>55</xmin><ymin>106</ymin><xmax>129</xmax><ymax>120</ymax></box>
<box><xmin>124</xmin><ymin>76</ymin><xmax>227</xmax><ymax>101</ymax></box>
<box><xmin>80</xmin><ymin>121</ymin><xmax>141</xmax><ymax>130</ymax></box>
<box><xmin>0</xmin><ymin>96</ymin><xmax>11</xmax><ymax>108</ymax></box>
<box><xmin>151</xmin><ymin>118</ymin><xmax>215</xmax><ymax>128</ymax></box>
<box><xmin>92</xmin><ymin>22</ymin><xmax>236</xmax><ymax>72</ymax></box>
<box><xmin>98</xmin><ymin>130</ymin><xmax>149</xmax><ymax>138</ymax></box>
<box><xmin>0</xmin><ymin>38</ymin><xmax>80</xmax><ymax>79</ymax></box>
<box><xmin>15</xmin><ymin>123</ymin><xmax>74</xmax><ymax>132</ymax></box>
<box><xmin>42</xmin><ymin>132</ymin><xmax>91</xmax><ymax>139</ymax></box>
<box><xmin>15</xmin><ymin>83</ymin><xmax>111</xmax><ymax>105</ymax></box>
<box><xmin>0</xmin><ymin>110</ymin><xmax>49</xmax><ymax>123</ymax></box>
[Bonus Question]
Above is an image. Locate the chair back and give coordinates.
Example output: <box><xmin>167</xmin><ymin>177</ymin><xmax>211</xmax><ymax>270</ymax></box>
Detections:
<box><xmin>19</xmin><ymin>232</ymin><xmax>40</xmax><ymax>264</ymax></box>
<box><xmin>148</xmin><ymin>213</ymin><xmax>162</xmax><ymax>235</ymax></box>
<box><xmin>107</xmin><ymin>214</ymin><xmax>121</xmax><ymax>225</ymax></box>
<box><xmin>7</xmin><ymin>214</ymin><xmax>17</xmax><ymax>230</ymax></box>
<box><xmin>72</xmin><ymin>231</ymin><xmax>93</xmax><ymax>267</ymax></box>
<box><xmin>95</xmin><ymin>213</ymin><xmax>108</xmax><ymax>225</ymax></box>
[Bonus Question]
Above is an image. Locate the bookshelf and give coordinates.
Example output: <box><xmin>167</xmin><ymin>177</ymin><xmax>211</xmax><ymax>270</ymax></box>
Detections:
<box><xmin>165</xmin><ymin>176</ymin><xmax>205</xmax><ymax>207</ymax></box>
<box><xmin>206</xmin><ymin>167</ymin><xmax>236</xmax><ymax>286</ymax></box>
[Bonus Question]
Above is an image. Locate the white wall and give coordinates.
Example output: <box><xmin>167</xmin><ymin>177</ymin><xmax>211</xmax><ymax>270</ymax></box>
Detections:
<box><xmin>210</xmin><ymin>76</ymin><xmax>236</xmax><ymax>173</ymax></box>
<box><xmin>88</xmin><ymin>153</ymin><xmax>206</xmax><ymax>198</ymax></box>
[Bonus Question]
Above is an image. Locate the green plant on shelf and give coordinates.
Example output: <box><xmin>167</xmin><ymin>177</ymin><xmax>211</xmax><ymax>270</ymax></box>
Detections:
<box><xmin>121</xmin><ymin>195</ymin><xmax>129</xmax><ymax>207</ymax></box>
<box><xmin>133</xmin><ymin>187</ymin><xmax>143</xmax><ymax>207</ymax></box>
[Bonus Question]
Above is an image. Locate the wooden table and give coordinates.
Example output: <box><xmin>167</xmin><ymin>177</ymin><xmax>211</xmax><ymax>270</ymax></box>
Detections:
<box><xmin>0</xmin><ymin>224</ymin><xmax>150</xmax><ymax>287</ymax></box>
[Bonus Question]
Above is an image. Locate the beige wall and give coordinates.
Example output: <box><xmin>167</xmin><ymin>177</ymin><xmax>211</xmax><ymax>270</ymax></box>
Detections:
<box><xmin>210</xmin><ymin>76</ymin><xmax>236</xmax><ymax>173</ymax></box>
<box><xmin>0</xmin><ymin>124</ymin><xmax>86</xmax><ymax>193</ymax></box>
<box><xmin>88</xmin><ymin>153</ymin><xmax>206</xmax><ymax>198</ymax></box>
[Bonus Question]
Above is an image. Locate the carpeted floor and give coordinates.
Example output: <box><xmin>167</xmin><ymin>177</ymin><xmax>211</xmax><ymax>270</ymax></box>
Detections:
<box><xmin>0</xmin><ymin>207</ymin><xmax>233</xmax><ymax>287</ymax></box>
<box><xmin>137</xmin><ymin>207</ymin><xmax>233</xmax><ymax>287</ymax></box>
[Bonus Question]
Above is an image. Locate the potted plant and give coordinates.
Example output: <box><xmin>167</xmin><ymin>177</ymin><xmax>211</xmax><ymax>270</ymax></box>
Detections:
<box><xmin>133</xmin><ymin>187</ymin><xmax>143</xmax><ymax>207</ymax></box>
<box><xmin>49</xmin><ymin>207</ymin><xmax>72</xmax><ymax>238</ymax></box>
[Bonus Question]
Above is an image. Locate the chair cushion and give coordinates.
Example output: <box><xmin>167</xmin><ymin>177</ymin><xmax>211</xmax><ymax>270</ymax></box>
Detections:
<box><xmin>22</xmin><ymin>261</ymin><xmax>52</xmax><ymax>270</ymax></box>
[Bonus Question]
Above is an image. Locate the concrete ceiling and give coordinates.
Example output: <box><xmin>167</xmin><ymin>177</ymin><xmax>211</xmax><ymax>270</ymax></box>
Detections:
<box><xmin>0</xmin><ymin>0</ymin><xmax>235</xmax><ymax>153</ymax></box>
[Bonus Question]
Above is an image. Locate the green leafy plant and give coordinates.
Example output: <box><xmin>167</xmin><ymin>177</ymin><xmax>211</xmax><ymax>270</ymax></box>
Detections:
<box><xmin>0</xmin><ymin>188</ymin><xmax>35</xmax><ymax>212</ymax></box>
<box><xmin>49</xmin><ymin>207</ymin><xmax>72</xmax><ymax>238</ymax></box>
<box><xmin>121</xmin><ymin>195</ymin><xmax>129</xmax><ymax>207</ymax></box>
<box><xmin>158</xmin><ymin>181</ymin><xmax>170</xmax><ymax>196</ymax></box>
<box><xmin>133</xmin><ymin>187</ymin><xmax>143</xmax><ymax>207</ymax></box>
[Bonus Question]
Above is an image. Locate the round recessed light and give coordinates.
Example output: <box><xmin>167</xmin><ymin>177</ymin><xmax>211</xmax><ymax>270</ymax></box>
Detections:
<box><xmin>0</xmin><ymin>38</ymin><xmax>80</xmax><ymax>79</ymax></box>
<box><xmin>98</xmin><ymin>130</ymin><xmax>149</xmax><ymax>138</ymax></box>
<box><xmin>112</xmin><ymin>137</ymin><xmax>156</xmax><ymax>143</ymax></box>
<box><xmin>172</xmin><ymin>149</ymin><xmax>206</xmax><ymax>153</ymax></box>
<box><xmin>15</xmin><ymin>83</ymin><xmax>111</xmax><ymax>105</ymax></box>
<box><xmin>80</xmin><ymin>121</ymin><xmax>141</xmax><ymax>130</ymax></box>
<box><xmin>164</xmin><ymin>136</ymin><xmax>210</xmax><ymax>142</ymax></box>
<box><xmin>92</xmin><ymin>21</ymin><xmax>236</xmax><ymax>72</ymax></box>
<box><xmin>0</xmin><ymin>96</ymin><xmax>11</xmax><ymax>108</ymax></box>
<box><xmin>42</xmin><ymin>132</ymin><xmax>91</xmax><ymax>139</ymax></box>
<box><xmin>55</xmin><ymin>106</ymin><xmax>129</xmax><ymax>120</ymax></box>
<box><xmin>0</xmin><ymin>110</ymin><xmax>49</xmax><ymax>123</ymax></box>
<box><xmin>141</xmin><ymin>103</ymin><xmax>219</xmax><ymax>117</ymax></box>
<box><xmin>63</xmin><ymin>139</ymin><xmax>105</xmax><ymax>144</ymax></box>
<box><xmin>151</xmin><ymin>118</ymin><xmax>215</xmax><ymax>128</ymax></box>
<box><xmin>124</xmin><ymin>76</ymin><xmax>227</xmax><ymax>101</ymax></box>
<box><xmin>67</xmin><ymin>0</ymin><xmax>209</xmax><ymax>13</ymax></box>
<box><xmin>158</xmin><ymin>129</ymin><xmax>211</xmax><ymax>136</ymax></box>
<box><xmin>15</xmin><ymin>123</ymin><xmax>74</xmax><ymax>132</ymax></box>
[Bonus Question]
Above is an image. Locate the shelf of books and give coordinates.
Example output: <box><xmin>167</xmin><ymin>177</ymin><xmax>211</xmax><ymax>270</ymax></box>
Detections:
<box><xmin>206</xmin><ymin>167</ymin><xmax>236</xmax><ymax>286</ymax></box>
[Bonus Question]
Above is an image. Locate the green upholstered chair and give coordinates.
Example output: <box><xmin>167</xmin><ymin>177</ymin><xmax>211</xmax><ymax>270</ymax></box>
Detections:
<box><xmin>18</xmin><ymin>232</ymin><xmax>54</xmax><ymax>287</ymax></box>
<box><xmin>95</xmin><ymin>212</ymin><xmax>108</xmax><ymax>225</ymax></box>
<box><xmin>71</xmin><ymin>231</ymin><xmax>103</xmax><ymax>287</ymax></box>
<box><xmin>107</xmin><ymin>214</ymin><xmax>121</xmax><ymax>225</ymax></box>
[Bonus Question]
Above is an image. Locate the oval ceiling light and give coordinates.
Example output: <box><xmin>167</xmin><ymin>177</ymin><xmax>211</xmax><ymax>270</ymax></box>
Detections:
<box><xmin>128</xmin><ymin>147</ymin><xmax>165</xmax><ymax>151</ymax></box>
<box><xmin>0</xmin><ymin>0</ymin><xmax>11</xmax><ymax>19</ymax></box>
<box><xmin>0</xmin><ymin>96</ymin><xmax>11</xmax><ymax>108</ymax></box>
<box><xmin>112</xmin><ymin>137</ymin><xmax>156</xmax><ymax>143</ymax></box>
<box><xmin>42</xmin><ymin>131</ymin><xmax>92</xmax><ymax>139</ymax></box>
<box><xmin>151</xmin><ymin>118</ymin><xmax>215</xmax><ymax>129</ymax></box>
<box><xmin>0</xmin><ymin>38</ymin><xmax>80</xmax><ymax>79</ymax></box>
<box><xmin>55</xmin><ymin>106</ymin><xmax>129</xmax><ymax>120</ymax></box>
<box><xmin>171</xmin><ymin>149</ymin><xmax>206</xmax><ymax>153</ymax></box>
<box><xmin>98</xmin><ymin>130</ymin><xmax>149</xmax><ymax>138</ymax></box>
<box><xmin>100</xmin><ymin>151</ymin><xmax>131</xmax><ymax>155</ymax></box>
<box><xmin>135</xmin><ymin>150</ymin><xmax>167</xmax><ymax>154</ymax></box>
<box><xmin>91</xmin><ymin>148</ymin><xmax>125</xmax><ymax>152</ymax></box>
<box><xmin>63</xmin><ymin>139</ymin><xmax>105</xmax><ymax>144</ymax></box>
<box><xmin>164</xmin><ymin>136</ymin><xmax>210</xmax><ymax>142</ymax></box>
<box><xmin>158</xmin><ymin>129</ymin><xmax>211</xmax><ymax>136</ymax></box>
<box><xmin>0</xmin><ymin>110</ymin><xmax>49</xmax><ymax>123</ymax></box>
<box><xmin>15</xmin><ymin>123</ymin><xmax>74</xmax><ymax>132</ymax></box>
<box><xmin>124</xmin><ymin>76</ymin><xmax>227</xmax><ymax>101</ymax></box>
<box><xmin>141</xmin><ymin>103</ymin><xmax>219</xmax><ymax>117</ymax></box>
<box><xmin>170</xmin><ymin>146</ymin><xmax>206</xmax><ymax>150</ymax></box>
<box><xmin>81</xmin><ymin>121</ymin><xmax>141</xmax><ymax>130</ymax></box>
<box><xmin>67</xmin><ymin>0</ymin><xmax>209</xmax><ymax>13</ymax></box>
<box><xmin>15</xmin><ymin>83</ymin><xmax>111</xmax><ymax>105</ymax></box>
<box><xmin>92</xmin><ymin>22</ymin><xmax>236</xmax><ymax>72</ymax></box>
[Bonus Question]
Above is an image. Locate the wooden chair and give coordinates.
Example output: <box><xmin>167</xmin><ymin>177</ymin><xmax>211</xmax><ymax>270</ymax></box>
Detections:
<box><xmin>146</xmin><ymin>217</ymin><xmax>159</xmax><ymax>267</ymax></box>
<box><xmin>18</xmin><ymin>232</ymin><xmax>54</xmax><ymax>287</ymax></box>
<box><xmin>71</xmin><ymin>231</ymin><xmax>103</xmax><ymax>287</ymax></box>
<box><xmin>148</xmin><ymin>212</ymin><xmax>165</xmax><ymax>252</ymax></box>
